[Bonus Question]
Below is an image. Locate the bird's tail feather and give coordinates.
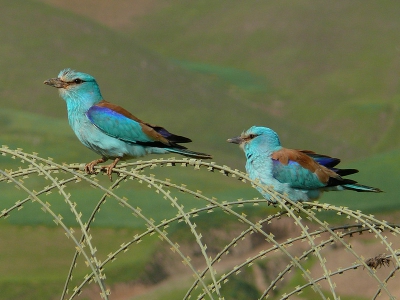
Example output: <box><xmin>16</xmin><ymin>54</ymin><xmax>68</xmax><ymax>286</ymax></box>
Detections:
<box><xmin>167</xmin><ymin>148</ymin><xmax>212</xmax><ymax>159</ymax></box>
<box><xmin>342</xmin><ymin>183</ymin><xmax>383</xmax><ymax>193</ymax></box>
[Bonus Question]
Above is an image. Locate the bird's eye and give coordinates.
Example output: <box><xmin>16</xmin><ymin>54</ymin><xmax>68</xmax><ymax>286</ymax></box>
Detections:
<box><xmin>73</xmin><ymin>78</ymin><xmax>84</xmax><ymax>84</ymax></box>
<box><xmin>248</xmin><ymin>134</ymin><xmax>257</xmax><ymax>139</ymax></box>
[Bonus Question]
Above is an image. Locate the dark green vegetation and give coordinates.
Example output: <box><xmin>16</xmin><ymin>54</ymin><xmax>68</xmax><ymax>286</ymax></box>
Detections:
<box><xmin>1</xmin><ymin>0</ymin><xmax>399</xmax><ymax>299</ymax></box>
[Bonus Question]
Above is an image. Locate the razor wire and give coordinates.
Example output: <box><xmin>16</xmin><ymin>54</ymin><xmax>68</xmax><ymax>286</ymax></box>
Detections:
<box><xmin>1</xmin><ymin>146</ymin><xmax>399</xmax><ymax>300</ymax></box>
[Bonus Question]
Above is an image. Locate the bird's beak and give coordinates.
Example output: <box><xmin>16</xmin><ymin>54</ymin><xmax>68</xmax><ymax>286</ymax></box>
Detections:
<box><xmin>227</xmin><ymin>136</ymin><xmax>243</xmax><ymax>144</ymax></box>
<box><xmin>43</xmin><ymin>77</ymin><xmax>66</xmax><ymax>88</ymax></box>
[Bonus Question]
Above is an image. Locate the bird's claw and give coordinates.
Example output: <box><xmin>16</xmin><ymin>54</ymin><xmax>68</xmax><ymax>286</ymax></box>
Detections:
<box><xmin>100</xmin><ymin>158</ymin><xmax>120</xmax><ymax>181</ymax></box>
<box><xmin>83</xmin><ymin>158</ymin><xmax>119</xmax><ymax>181</ymax></box>
<box><xmin>101</xmin><ymin>165</ymin><xmax>114</xmax><ymax>181</ymax></box>
<box><xmin>84</xmin><ymin>158</ymin><xmax>107</xmax><ymax>175</ymax></box>
<box><xmin>84</xmin><ymin>162</ymin><xmax>96</xmax><ymax>174</ymax></box>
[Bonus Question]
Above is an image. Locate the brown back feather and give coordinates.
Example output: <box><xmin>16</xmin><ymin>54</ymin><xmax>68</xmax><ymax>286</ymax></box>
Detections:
<box><xmin>96</xmin><ymin>100</ymin><xmax>173</xmax><ymax>146</ymax></box>
<box><xmin>271</xmin><ymin>148</ymin><xmax>340</xmax><ymax>184</ymax></box>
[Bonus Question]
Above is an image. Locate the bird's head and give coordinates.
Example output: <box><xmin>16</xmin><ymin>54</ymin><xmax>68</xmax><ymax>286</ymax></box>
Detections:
<box><xmin>44</xmin><ymin>69</ymin><xmax>103</xmax><ymax>105</ymax></box>
<box><xmin>227</xmin><ymin>126</ymin><xmax>281</xmax><ymax>154</ymax></box>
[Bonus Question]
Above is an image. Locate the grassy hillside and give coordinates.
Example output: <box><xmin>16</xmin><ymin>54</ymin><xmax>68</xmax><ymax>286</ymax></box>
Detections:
<box><xmin>0</xmin><ymin>1</ymin><xmax>399</xmax><ymax>299</ymax></box>
<box><xmin>34</xmin><ymin>0</ymin><xmax>400</xmax><ymax>211</ymax></box>
<box><xmin>123</xmin><ymin>0</ymin><xmax>400</xmax><ymax>154</ymax></box>
<box><xmin>0</xmin><ymin>222</ymin><xmax>159</xmax><ymax>300</ymax></box>
<box><xmin>322</xmin><ymin>148</ymin><xmax>400</xmax><ymax>213</ymax></box>
<box><xmin>0</xmin><ymin>0</ymin><xmax>363</xmax><ymax>166</ymax></box>
<box><xmin>40</xmin><ymin>0</ymin><xmax>400</xmax><ymax>156</ymax></box>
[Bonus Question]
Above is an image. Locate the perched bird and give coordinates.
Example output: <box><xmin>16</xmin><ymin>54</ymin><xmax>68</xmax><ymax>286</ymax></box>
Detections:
<box><xmin>44</xmin><ymin>68</ymin><xmax>211</xmax><ymax>179</ymax></box>
<box><xmin>228</xmin><ymin>126</ymin><xmax>382</xmax><ymax>202</ymax></box>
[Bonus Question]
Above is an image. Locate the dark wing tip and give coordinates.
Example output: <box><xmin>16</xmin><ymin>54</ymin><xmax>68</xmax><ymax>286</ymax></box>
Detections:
<box><xmin>169</xmin><ymin>148</ymin><xmax>212</xmax><ymax>159</ymax></box>
<box><xmin>332</xmin><ymin>168</ymin><xmax>359</xmax><ymax>176</ymax></box>
<box><xmin>150</xmin><ymin>126</ymin><xmax>192</xmax><ymax>143</ymax></box>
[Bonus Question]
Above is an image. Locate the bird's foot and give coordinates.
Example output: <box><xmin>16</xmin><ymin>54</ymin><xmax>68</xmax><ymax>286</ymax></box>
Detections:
<box><xmin>84</xmin><ymin>158</ymin><xmax>107</xmax><ymax>175</ymax></box>
<box><xmin>101</xmin><ymin>158</ymin><xmax>120</xmax><ymax>181</ymax></box>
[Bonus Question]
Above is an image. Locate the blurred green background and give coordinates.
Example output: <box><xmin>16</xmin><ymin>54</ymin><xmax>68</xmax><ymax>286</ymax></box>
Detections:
<box><xmin>0</xmin><ymin>1</ymin><xmax>399</xmax><ymax>299</ymax></box>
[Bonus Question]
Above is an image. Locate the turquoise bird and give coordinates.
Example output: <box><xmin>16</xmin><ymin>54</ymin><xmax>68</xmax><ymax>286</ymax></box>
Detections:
<box><xmin>228</xmin><ymin>126</ymin><xmax>382</xmax><ymax>202</ymax></box>
<box><xmin>44</xmin><ymin>69</ymin><xmax>211</xmax><ymax>179</ymax></box>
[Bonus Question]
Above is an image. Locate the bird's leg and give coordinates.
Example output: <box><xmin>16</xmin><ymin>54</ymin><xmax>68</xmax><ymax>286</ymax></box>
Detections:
<box><xmin>85</xmin><ymin>157</ymin><xmax>107</xmax><ymax>174</ymax></box>
<box><xmin>102</xmin><ymin>157</ymin><xmax>120</xmax><ymax>181</ymax></box>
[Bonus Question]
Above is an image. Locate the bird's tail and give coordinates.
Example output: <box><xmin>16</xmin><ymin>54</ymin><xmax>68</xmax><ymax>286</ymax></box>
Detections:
<box><xmin>167</xmin><ymin>148</ymin><xmax>212</xmax><ymax>159</ymax></box>
<box><xmin>342</xmin><ymin>183</ymin><xmax>383</xmax><ymax>193</ymax></box>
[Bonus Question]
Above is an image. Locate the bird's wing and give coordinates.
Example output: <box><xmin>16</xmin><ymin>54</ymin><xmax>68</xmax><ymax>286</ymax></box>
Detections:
<box><xmin>298</xmin><ymin>149</ymin><xmax>359</xmax><ymax>176</ymax></box>
<box><xmin>271</xmin><ymin>148</ymin><xmax>341</xmax><ymax>189</ymax></box>
<box><xmin>86</xmin><ymin>100</ymin><xmax>189</xmax><ymax>148</ymax></box>
<box><xmin>297</xmin><ymin>150</ymin><xmax>341</xmax><ymax>168</ymax></box>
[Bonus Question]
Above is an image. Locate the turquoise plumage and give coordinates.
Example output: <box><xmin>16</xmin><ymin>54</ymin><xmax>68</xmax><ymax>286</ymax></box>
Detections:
<box><xmin>228</xmin><ymin>126</ymin><xmax>382</xmax><ymax>202</ymax></box>
<box><xmin>44</xmin><ymin>69</ymin><xmax>211</xmax><ymax>179</ymax></box>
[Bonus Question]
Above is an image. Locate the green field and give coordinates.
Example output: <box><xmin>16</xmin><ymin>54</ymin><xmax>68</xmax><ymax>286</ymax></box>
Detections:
<box><xmin>1</xmin><ymin>0</ymin><xmax>399</xmax><ymax>299</ymax></box>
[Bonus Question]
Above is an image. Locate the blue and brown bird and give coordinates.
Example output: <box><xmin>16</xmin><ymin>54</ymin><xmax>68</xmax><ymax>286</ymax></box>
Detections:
<box><xmin>44</xmin><ymin>69</ymin><xmax>211</xmax><ymax>179</ymax></box>
<box><xmin>228</xmin><ymin>126</ymin><xmax>382</xmax><ymax>202</ymax></box>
